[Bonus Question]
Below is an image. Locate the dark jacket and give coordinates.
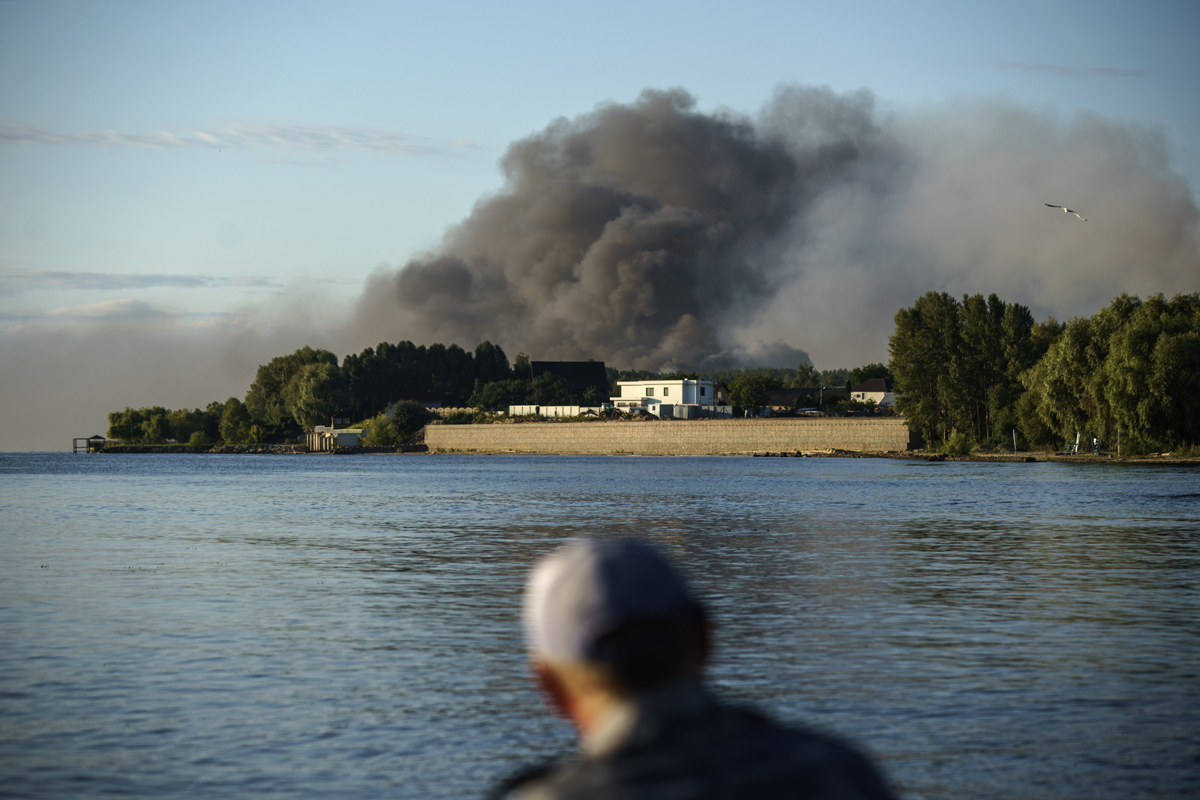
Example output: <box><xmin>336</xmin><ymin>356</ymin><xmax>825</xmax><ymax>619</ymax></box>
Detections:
<box><xmin>499</xmin><ymin>679</ymin><xmax>896</xmax><ymax>800</ymax></box>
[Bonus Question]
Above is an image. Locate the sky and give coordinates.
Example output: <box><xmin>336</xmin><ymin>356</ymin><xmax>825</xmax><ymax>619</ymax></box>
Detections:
<box><xmin>1</xmin><ymin>0</ymin><xmax>1198</xmax><ymax>450</ymax></box>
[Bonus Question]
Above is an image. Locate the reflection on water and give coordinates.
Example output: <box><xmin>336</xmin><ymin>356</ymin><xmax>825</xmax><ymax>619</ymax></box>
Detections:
<box><xmin>1</xmin><ymin>454</ymin><xmax>1197</xmax><ymax>798</ymax></box>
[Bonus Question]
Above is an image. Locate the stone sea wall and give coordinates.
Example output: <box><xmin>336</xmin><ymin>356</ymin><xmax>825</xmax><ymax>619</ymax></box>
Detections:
<box><xmin>424</xmin><ymin>418</ymin><xmax>918</xmax><ymax>456</ymax></box>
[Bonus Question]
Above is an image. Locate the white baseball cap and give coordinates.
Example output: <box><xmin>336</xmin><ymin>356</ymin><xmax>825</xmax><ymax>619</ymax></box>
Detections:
<box><xmin>523</xmin><ymin>538</ymin><xmax>703</xmax><ymax>664</ymax></box>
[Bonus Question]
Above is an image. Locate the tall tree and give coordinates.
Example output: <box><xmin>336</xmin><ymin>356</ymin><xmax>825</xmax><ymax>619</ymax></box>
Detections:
<box><xmin>1103</xmin><ymin>293</ymin><xmax>1200</xmax><ymax>449</ymax></box>
<box><xmin>219</xmin><ymin>398</ymin><xmax>252</xmax><ymax>444</ymax></box>
<box><xmin>245</xmin><ymin>346</ymin><xmax>338</xmax><ymax>425</ymax></box>
<box><xmin>728</xmin><ymin>373</ymin><xmax>781</xmax><ymax>413</ymax></box>
<box><xmin>889</xmin><ymin>291</ymin><xmax>963</xmax><ymax>445</ymax></box>
<box><xmin>957</xmin><ymin>293</ymin><xmax>1006</xmax><ymax>441</ymax></box>
<box><xmin>847</xmin><ymin>363</ymin><xmax>893</xmax><ymax>390</ymax></box>
<box><xmin>108</xmin><ymin>407</ymin><xmax>146</xmax><ymax>442</ymax></box>
<box><xmin>474</xmin><ymin>341</ymin><xmax>513</xmax><ymax>384</ymax></box>
<box><xmin>790</xmin><ymin>362</ymin><xmax>820</xmax><ymax>388</ymax></box>
<box><xmin>286</xmin><ymin>362</ymin><xmax>346</xmax><ymax>431</ymax></box>
<box><xmin>167</xmin><ymin>408</ymin><xmax>206</xmax><ymax>443</ymax></box>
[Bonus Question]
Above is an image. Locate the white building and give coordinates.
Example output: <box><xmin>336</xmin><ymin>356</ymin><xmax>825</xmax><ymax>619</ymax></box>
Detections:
<box><xmin>611</xmin><ymin>380</ymin><xmax>717</xmax><ymax>415</ymax></box>
<box><xmin>307</xmin><ymin>426</ymin><xmax>364</xmax><ymax>452</ymax></box>
<box><xmin>850</xmin><ymin>378</ymin><xmax>896</xmax><ymax>407</ymax></box>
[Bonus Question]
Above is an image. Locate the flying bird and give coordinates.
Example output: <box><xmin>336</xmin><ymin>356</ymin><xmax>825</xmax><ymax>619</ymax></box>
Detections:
<box><xmin>1045</xmin><ymin>203</ymin><xmax>1087</xmax><ymax>221</ymax></box>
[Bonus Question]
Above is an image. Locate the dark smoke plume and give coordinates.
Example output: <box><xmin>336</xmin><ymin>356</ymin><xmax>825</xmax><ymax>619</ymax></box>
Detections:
<box><xmin>357</xmin><ymin>85</ymin><xmax>1199</xmax><ymax>370</ymax></box>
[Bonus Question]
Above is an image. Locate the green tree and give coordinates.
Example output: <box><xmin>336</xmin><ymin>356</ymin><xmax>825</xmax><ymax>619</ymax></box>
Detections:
<box><xmin>847</xmin><ymin>363</ymin><xmax>893</xmax><ymax>390</ymax></box>
<box><xmin>359</xmin><ymin>411</ymin><xmax>397</xmax><ymax>446</ymax></box>
<box><xmin>203</xmin><ymin>401</ymin><xmax>224</xmax><ymax>440</ymax></box>
<box><xmin>469</xmin><ymin>379</ymin><xmax>531</xmax><ymax>410</ymax></box>
<box><xmin>359</xmin><ymin>400</ymin><xmax>431</xmax><ymax>446</ymax></box>
<box><xmin>219</xmin><ymin>397</ymin><xmax>252</xmax><ymax>444</ymax></box>
<box><xmin>790</xmin><ymin>363</ymin><xmax>820</xmax><ymax>388</ymax></box>
<box><xmin>819</xmin><ymin>367</ymin><xmax>851</xmax><ymax>387</ymax></box>
<box><xmin>389</xmin><ymin>400</ymin><xmax>430</xmax><ymax>442</ymax></box>
<box><xmin>246</xmin><ymin>424</ymin><xmax>266</xmax><ymax>445</ymax></box>
<box><xmin>1103</xmin><ymin>293</ymin><xmax>1200</xmax><ymax>450</ymax></box>
<box><xmin>108</xmin><ymin>406</ymin><xmax>147</xmax><ymax>442</ymax></box>
<box><xmin>956</xmin><ymin>294</ymin><xmax>1006</xmax><ymax>441</ymax></box>
<box><xmin>286</xmin><ymin>362</ymin><xmax>346</xmax><ymax>431</ymax></box>
<box><xmin>167</xmin><ymin>408</ymin><xmax>205</xmax><ymax>443</ymax></box>
<box><xmin>188</xmin><ymin>431</ymin><xmax>212</xmax><ymax>452</ymax></box>
<box><xmin>728</xmin><ymin>373</ymin><xmax>780</xmax><ymax>414</ymax></box>
<box><xmin>1021</xmin><ymin>294</ymin><xmax>1141</xmax><ymax>446</ymax></box>
<box><xmin>474</xmin><ymin>340</ymin><xmax>512</xmax><ymax>384</ymax></box>
<box><xmin>141</xmin><ymin>413</ymin><xmax>169</xmax><ymax>443</ymax></box>
<box><xmin>245</xmin><ymin>346</ymin><xmax>338</xmax><ymax>425</ymax></box>
<box><xmin>889</xmin><ymin>291</ymin><xmax>964</xmax><ymax>445</ymax></box>
<box><xmin>529</xmin><ymin>373</ymin><xmax>576</xmax><ymax>406</ymax></box>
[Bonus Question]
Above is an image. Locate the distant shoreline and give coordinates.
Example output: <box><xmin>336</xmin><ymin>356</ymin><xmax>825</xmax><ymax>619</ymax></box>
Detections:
<box><xmin>79</xmin><ymin>444</ymin><xmax>1200</xmax><ymax>465</ymax></box>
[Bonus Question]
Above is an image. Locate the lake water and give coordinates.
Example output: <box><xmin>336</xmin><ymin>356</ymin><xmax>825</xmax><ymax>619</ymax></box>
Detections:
<box><xmin>1</xmin><ymin>453</ymin><xmax>1197</xmax><ymax>799</ymax></box>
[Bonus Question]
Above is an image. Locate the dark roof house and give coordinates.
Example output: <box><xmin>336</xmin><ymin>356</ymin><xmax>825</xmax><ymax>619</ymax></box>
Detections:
<box><xmin>766</xmin><ymin>386</ymin><xmax>845</xmax><ymax>409</ymax></box>
<box><xmin>851</xmin><ymin>378</ymin><xmax>891</xmax><ymax>393</ymax></box>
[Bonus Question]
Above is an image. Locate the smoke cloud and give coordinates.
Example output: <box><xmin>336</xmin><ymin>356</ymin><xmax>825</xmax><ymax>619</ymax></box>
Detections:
<box><xmin>4</xmin><ymin>84</ymin><xmax>1199</xmax><ymax>450</ymax></box>
<box><xmin>356</xmin><ymin>86</ymin><xmax>1199</xmax><ymax>371</ymax></box>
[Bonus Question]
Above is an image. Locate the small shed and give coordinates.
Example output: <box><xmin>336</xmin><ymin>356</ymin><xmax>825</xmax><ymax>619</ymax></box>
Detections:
<box><xmin>73</xmin><ymin>435</ymin><xmax>107</xmax><ymax>453</ymax></box>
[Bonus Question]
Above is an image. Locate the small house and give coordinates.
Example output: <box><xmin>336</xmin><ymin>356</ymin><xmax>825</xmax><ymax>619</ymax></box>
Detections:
<box><xmin>850</xmin><ymin>378</ymin><xmax>895</xmax><ymax>407</ymax></box>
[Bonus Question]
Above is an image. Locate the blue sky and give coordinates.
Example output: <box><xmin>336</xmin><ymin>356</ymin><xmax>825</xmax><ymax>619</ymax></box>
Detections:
<box><xmin>1</xmin><ymin>0</ymin><xmax>1198</xmax><ymax>449</ymax></box>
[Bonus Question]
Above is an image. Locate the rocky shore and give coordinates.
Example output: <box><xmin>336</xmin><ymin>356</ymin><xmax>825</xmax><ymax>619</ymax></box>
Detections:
<box><xmin>98</xmin><ymin>443</ymin><xmax>429</xmax><ymax>455</ymax></box>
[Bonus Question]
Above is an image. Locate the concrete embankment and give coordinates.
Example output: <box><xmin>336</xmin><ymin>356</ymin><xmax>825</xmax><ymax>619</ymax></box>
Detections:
<box><xmin>424</xmin><ymin>417</ymin><xmax>918</xmax><ymax>456</ymax></box>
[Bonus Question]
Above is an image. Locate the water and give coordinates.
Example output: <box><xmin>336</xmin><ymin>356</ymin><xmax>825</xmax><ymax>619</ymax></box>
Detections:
<box><xmin>1</xmin><ymin>453</ymin><xmax>1197</xmax><ymax>799</ymax></box>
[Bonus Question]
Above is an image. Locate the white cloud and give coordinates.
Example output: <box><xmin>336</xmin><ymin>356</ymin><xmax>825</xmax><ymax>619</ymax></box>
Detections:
<box><xmin>45</xmin><ymin>299</ymin><xmax>168</xmax><ymax>321</ymax></box>
<box><xmin>0</xmin><ymin>119</ymin><xmax>481</xmax><ymax>157</ymax></box>
<box><xmin>0</xmin><ymin>267</ymin><xmax>279</xmax><ymax>296</ymax></box>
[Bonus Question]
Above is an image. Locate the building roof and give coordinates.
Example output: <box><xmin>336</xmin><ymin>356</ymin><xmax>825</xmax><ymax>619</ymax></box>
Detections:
<box><xmin>852</xmin><ymin>378</ymin><xmax>891</xmax><ymax>393</ymax></box>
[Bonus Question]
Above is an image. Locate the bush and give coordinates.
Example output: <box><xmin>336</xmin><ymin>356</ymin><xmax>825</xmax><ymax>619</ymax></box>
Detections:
<box><xmin>188</xmin><ymin>431</ymin><xmax>212</xmax><ymax>452</ymax></box>
<box><xmin>360</xmin><ymin>401</ymin><xmax>433</xmax><ymax>447</ymax></box>
<box><xmin>360</xmin><ymin>412</ymin><xmax>396</xmax><ymax>446</ymax></box>
<box><xmin>939</xmin><ymin>429</ymin><xmax>974</xmax><ymax>456</ymax></box>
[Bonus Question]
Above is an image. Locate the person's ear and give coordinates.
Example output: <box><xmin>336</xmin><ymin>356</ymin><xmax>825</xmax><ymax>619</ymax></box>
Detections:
<box><xmin>532</xmin><ymin>660</ymin><xmax>572</xmax><ymax>719</ymax></box>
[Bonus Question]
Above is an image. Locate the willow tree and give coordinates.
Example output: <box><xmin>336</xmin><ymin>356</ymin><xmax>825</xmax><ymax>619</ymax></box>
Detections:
<box><xmin>286</xmin><ymin>362</ymin><xmax>346</xmax><ymax>431</ymax></box>
<box><xmin>244</xmin><ymin>346</ymin><xmax>339</xmax><ymax>426</ymax></box>
<box><xmin>1103</xmin><ymin>293</ymin><xmax>1200</xmax><ymax>450</ymax></box>
<box><xmin>1020</xmin><ymin>294</ymin><xmax>1141</xmax><ymax>446</ymax></box>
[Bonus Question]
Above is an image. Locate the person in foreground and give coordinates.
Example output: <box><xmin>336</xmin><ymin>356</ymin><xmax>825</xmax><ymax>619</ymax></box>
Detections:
<box><xmin>496</xmin><ymin>538</ymin><xmax>897</xmax><ymax>800</ymax></box>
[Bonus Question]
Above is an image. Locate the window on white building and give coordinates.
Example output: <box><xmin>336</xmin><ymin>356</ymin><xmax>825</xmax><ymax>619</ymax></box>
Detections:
<box><xmin>701</xmin><ymin>386</ymin><xmax>707</xmax><ymax>396</ymax></box>
<box><xmin>663</xmin><ymin>387</ymin><xmax>670</xmax><ymax>396</ymax></box>
<box><xmin>646</xmin><ymin>387</ymin><xmax>654</xmax><ymax>397</ymax></box>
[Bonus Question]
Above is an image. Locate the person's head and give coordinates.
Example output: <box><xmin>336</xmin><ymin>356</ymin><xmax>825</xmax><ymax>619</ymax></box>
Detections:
<box><xmin>523</xmin><ymin>539</ymin><xmax>709</xmax><ymax>732</ymax></box>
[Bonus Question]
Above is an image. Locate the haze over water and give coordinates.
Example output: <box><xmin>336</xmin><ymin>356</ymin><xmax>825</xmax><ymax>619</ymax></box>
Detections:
<box><xmin>1</xmin><ymin>453</ymin><xmax>1197</xmax><ymax>798</ymax></box>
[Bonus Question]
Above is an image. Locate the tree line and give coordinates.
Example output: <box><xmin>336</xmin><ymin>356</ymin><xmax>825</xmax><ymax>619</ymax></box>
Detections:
<box><xmin>889</xmin><ymin>291</ymin><xmax>1200</xmax><ymax>453</ymax></box>
<box><xmin>106</xmin><ymin>334</ymin><xmax>902</xmax><ymax>446</ymax></box>
<box><xmin>109</xmin><ymin>289</ymin><xmax>1196</xmax><ymax>453</ymax></box>
<box><xmin>107</xmin><ymin>340</ymin><xmax>520</xmax><ymax>445</ymax></box>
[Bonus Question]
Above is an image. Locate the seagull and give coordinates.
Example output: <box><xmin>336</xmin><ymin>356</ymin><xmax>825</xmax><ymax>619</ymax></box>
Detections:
<box><xmin>1045</xmin><ymin>203</ymin><xmax>1087</xmax><ymax>221</ymax></box>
